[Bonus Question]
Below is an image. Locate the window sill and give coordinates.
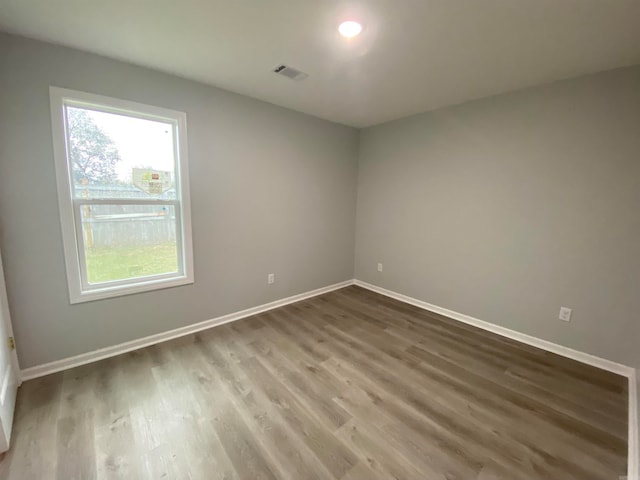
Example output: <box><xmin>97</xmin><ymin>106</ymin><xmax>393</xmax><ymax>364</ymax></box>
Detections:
<box><xmin>69</xmin><ymin>274</ymin><xmax>194</xmax><ymax>304</ymax></box>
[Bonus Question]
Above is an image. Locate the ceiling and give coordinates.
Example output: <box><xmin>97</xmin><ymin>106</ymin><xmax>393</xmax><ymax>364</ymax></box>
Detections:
<box><xmin>1</xmin><ymin>1</ymin><xmax>640</xmax><ymax>127</ymax></box>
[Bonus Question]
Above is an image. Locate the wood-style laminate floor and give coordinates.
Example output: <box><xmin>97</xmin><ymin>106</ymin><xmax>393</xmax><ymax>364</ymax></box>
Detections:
<box><xmin>0</xmin><ymin>286</ymin><xmax>628</xmax><ymax>479</ymax></box>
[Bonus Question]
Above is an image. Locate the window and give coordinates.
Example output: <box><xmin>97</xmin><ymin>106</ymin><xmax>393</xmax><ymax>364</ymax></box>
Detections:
<box><xmin>50</xmin><ymin>87</ymin><xmax>194</xmax><ymax>303</ymax></box>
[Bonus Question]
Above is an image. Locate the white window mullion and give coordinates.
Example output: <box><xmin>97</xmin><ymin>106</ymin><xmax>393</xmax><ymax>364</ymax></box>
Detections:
<box><xmin>72</xmin><ymin>198</ymin><xmax>180</xmax><ymax>207</ymax></box>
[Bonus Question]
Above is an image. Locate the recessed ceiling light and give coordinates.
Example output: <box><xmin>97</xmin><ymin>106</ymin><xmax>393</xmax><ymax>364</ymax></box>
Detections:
<box><xmin>338</xmin><ymin>21</ymin><xmax>362</xmax><ymax>38</ymax></box>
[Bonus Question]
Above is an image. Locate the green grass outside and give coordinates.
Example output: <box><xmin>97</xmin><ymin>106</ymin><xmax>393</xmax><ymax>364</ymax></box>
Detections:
<box><xmin>85</xmin><ymin>242</ymin><xmax>178</xmax><ymax>284</ymax></box>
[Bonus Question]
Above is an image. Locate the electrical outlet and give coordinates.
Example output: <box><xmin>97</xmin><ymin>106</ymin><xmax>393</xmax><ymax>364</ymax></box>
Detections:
<box><xmin>267</xmin><ymin>273</ymin><xmax>275</xmax><ymax>285</ymax></box>
<box><xmin>559</xmin><ymin>307</ymin><xmax>572</xmax><ymax>322</ymax></box>
<box><xmin>377</xmin><ymin>263</ymin><xmax>383</xmax><ymax>272</ymax></box>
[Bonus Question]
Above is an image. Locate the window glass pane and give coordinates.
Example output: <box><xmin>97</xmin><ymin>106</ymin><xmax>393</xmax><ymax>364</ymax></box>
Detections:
<box><xmin>66</xmin><ymin>106</ymin><xmax>177</xmax><ymax>200</ymax></box>
<box><xmin>80</xmin><ymin>204</ymin><xmax>179</xmax><ymax>284</ymax></box>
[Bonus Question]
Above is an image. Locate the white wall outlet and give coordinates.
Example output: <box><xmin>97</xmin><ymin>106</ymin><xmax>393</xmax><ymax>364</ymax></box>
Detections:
<box><xmin>559</xmin><ymin>307</ymin><xmax>572</xmax><ymax>322</ymax></box>
<box><xmin>267</xmin><ymin>273</ymin><xmax>275</xmax><ymax>285</ymax></box>
<box><xmin>377</xmin><ymin>263</ymin><xmax>383</xmax><ymax>272</ymax></box>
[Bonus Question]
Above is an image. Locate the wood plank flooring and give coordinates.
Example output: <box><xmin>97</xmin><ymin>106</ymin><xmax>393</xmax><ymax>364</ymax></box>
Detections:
<box><xmin>0</xmin><ymin>286</ymin><xmax>628</xmax><ymax>479</ymax></box>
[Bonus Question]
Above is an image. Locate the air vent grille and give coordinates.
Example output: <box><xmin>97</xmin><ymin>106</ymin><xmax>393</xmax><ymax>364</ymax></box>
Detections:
<box><xmin>273</xmin><ymin>64</ymin><xmax>308</xmax><ymax>81</ymax></box>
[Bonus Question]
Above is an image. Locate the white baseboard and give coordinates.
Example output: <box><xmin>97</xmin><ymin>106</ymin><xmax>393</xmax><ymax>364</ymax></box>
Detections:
<box><xmin>354</xmin><ymin>279</ymin><xmax>638</xmax><ymax>480</ymax></box>
<box><xmin>629</xmin><ymin>370</ymin><xmax>639</xmax><ymax>480</ymax></box>
<box><xmin>20</xmin><ymin>279</ymin><xmax>355</xmax><ymax>381</ymax></box>
<box><xmin>354</xmin><ymin>280</ymin><xmax>633</xmax><ymax>375</ymax></box>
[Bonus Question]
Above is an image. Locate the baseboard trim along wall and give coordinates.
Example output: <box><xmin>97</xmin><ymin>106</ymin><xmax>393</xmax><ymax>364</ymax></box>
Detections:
<box><xmin>20</xmin><ymin>279</ymin><xmax>355</xmax><ymax>381</ymax></box>
<box><xmin>353</xmin><ymin>279</ymin><xmax>639</xmax><ymax>480</ymax></box>
<box><xmin>19</xmin><ymin>277</ymin><xmax>638</xmax><ymax>479</ymax></box>
<box><xmin>630</xmin><ymin>372</ymin><xmax>639</xmax><ymax>480</ymax></box>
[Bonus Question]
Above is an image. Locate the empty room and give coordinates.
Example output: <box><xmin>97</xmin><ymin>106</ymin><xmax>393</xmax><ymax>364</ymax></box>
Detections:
<box><xmin>0</xmin><ymin>1</ymin><xmax>639</xmax><ymax>479</ymax></box>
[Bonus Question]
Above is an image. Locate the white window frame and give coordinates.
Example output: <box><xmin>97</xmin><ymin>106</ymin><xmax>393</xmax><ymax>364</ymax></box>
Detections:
<box><xmin>50</xmin><ymin>87</ymin><xmax>194</xmax><ymax>303</ymax></box>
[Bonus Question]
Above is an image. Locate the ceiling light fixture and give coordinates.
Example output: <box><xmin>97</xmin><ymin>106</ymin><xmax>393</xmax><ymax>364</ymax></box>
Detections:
<box><xmin>338</xmin><ymin>21</ymin><xmax>362</xmax><ymax>38</ymax></box>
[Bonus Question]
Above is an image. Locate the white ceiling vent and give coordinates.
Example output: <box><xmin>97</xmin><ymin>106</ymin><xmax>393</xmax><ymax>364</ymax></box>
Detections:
<box><xmin>273</xmin><ymin>65</ymin><xmax>308</xmax><ymax>81</ymax></box>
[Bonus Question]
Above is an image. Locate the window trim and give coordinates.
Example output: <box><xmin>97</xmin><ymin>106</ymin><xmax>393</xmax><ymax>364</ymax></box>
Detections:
<box><xmin>50</xmin><ymin>87</ymin><xmax>194</xmax><ymax>303</ymax></box>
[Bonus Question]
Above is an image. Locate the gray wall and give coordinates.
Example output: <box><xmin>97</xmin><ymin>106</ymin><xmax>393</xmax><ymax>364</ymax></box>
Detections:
<box><xmin>356</xmin><ymin>66</ymin><xmax>640</xmax><ymax>369</ymax></box>
<box><xmin>0</xmin><ymin>33</ymin><xmax>359</xmax><ymax>368</ymax></box>
<box><xmin>1</xmin><ymin>30</ymin><xmax>638</xmax><ymax>381</ymax></box>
